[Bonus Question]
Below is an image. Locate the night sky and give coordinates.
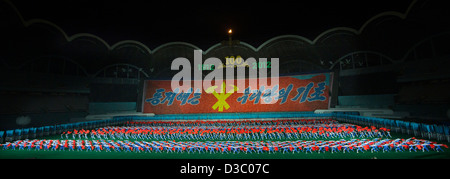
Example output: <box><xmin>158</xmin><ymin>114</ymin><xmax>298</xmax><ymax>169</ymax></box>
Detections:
<box><xmin>11</xmin><ymin>0</ymin><xmax>414</xmax><ymax>49</ymax></box>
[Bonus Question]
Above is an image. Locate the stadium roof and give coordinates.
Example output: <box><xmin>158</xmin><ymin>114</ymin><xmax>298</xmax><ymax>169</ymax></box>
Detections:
<box><xmin>9</xmin><ymin>0</ymin><xmax>415</xmax><ymax>49</ymax></box>
<box><xmin>2</xmin><ymin>0</ymin><xmax>450</xmax><ymax>77</ymax></box>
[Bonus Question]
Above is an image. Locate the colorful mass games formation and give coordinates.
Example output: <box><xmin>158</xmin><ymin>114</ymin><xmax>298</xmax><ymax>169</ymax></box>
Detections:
<box><xmin>59</xmin><ymin>124</ymin><xmax>392</xmax><ymax>141</ymax></box>
<box><xmin>1</xmin><ymin>138</ymin><xmax>448</xmax><ymax>154</ymax></box>
<box><xmin>0</xmin><ymin>119</ymin><xmax>448</xmax><ymax>154</ymax></box>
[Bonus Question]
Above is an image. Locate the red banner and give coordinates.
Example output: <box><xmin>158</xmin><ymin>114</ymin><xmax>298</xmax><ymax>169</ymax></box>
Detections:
<box><xmin>143</xmin><ymin>73</ymin><xmax>332</xmax><ymax>114</ymax></box>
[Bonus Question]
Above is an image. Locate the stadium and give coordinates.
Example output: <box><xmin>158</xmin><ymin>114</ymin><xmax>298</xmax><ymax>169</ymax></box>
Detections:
<box><xmin>1</xmin><ymin>0</ymin><xmax>450</xmax><ymax>169</ymax></box>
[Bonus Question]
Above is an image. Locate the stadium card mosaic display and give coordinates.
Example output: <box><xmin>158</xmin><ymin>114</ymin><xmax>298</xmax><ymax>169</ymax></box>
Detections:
<box><xmin>143</xmin><ymin>73</ymin><xmax>333</xmax><ymax>114</ymax></box>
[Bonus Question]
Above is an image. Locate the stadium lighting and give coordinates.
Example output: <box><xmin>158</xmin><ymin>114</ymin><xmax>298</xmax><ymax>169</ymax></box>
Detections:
<box><xmin>228</xmin><ymin>29</ymin><xmax>233</xmax><ymax>46</ymax></box>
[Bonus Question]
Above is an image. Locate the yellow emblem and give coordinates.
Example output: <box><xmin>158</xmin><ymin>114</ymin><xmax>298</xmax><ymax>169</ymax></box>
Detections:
<box><xmin>205</xmin><ymin>82</ymin><xmax>239</xmax><ymax>112</ymax></box>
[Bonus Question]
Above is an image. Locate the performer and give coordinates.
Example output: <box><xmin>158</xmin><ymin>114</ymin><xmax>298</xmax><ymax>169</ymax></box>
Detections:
<box><xmin>85</xmin><ymin>141</ymin><xmax>92</xmax><ymax>152</ymax></box>
<box><xmin>433</xmin><ymin>144</ymin><xmax>448</xmax><ymax>152</ymax></box>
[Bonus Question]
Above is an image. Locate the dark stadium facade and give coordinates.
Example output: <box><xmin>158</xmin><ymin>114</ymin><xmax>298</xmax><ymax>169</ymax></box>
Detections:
<box><xmin>1</xmin><ymin>0</ymin><xmax>450</xmax><ymax>131</ymax></box>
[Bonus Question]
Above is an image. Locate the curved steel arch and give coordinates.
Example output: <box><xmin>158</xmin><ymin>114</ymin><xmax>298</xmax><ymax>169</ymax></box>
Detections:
<box><xmin>204</xmin><ymin>43</ymin><xmax>222</xmax><ymax>54</ymax></box>
<box><xmin>330</xmin><ymin>51</ymin><xmax>395</xmax><ymax>70</ymax></box>
<box><xmin>314</xmin><ymin>0</ymin><xmax>418</xmax><ymax>44</ymax></box>
<box><xmin>203</xmin><ymin>42</ymin><xmax>258</xmax><ymax>56</ymax></box>
<box><xmin>93</xmin><ymin>63</ymin><xmax>149</xmax><ymax>78</ymax></box>
<box><xmin>152</xmin><ymin>42</ymin><xmax>202</xmax><ymax>54</ymax></box>
<box><xmin>399</xmin><ymin>31</ymin><xmax>450</xmax><ymax>62</ymax></box>
<box><xmin>313</xmin><ymin>28</ymin><xmax>360</xmax><ymax>44</ymax></box>
<box><xmin>5</xmin><ymin>0</ymin><xmax>153</xmax><ymax>53</ymax></box>
<box><xmin>238</xmin><ymin>42</ymin><xmax>258</xmax><ymax>52</ymax></box>
<box><xmin>110</xmin><ymin>40</ymin><xmax>153</xmax><ymax>56</ymax></box>
<box><xmin>5</xmin><ymin>0</ymin><xmax>422</xmax><ymax>65</ymax></box>
<box><xmin>1</xmin><ymin>55</ymin><xmax>90</xmax><ymax>76</ymax></box>
<box><xmin>262</xmin><ymin>40</ymin><xmax>315</xmax><ymax>55</ymax></box>
<box><xmin>67</xmin><ymin>33</ymin><xmax>111</xmax><ymax>49</ymax></box>
<box><xmin>256</xmin><ymin>35</ymin><xmax>314</xmax><ymax>52</ymax></box>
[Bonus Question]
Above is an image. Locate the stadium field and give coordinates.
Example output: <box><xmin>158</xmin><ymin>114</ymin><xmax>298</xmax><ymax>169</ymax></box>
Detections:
<box><xmin>1</xmin><ymin>119</ymin><xmax>449</xmax><ymax>159</ymax></box>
